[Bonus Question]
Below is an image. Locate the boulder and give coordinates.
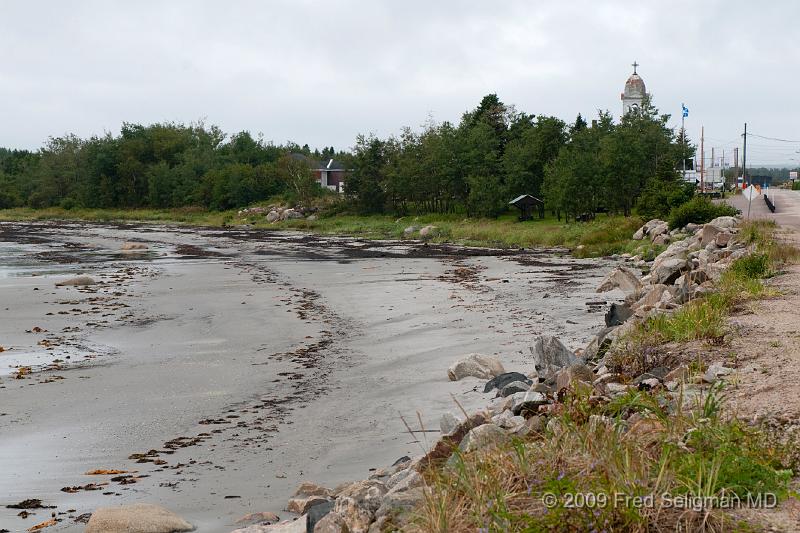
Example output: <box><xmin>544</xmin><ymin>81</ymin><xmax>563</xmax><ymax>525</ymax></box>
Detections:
<box><xmin>121</xmin><ymin>242</ymin><xmax>148</xmax><ymax>251</ymax></box>
<box><xmin>507</xmin><ymin>391</ymin><xmax>548</xmax><ymax>415</ymax></box>
<box><xmin>634</xmin><ymin>284</ymin><xmax>670</xmax><ymax>310</ymax></box>
<box><xmin>236</xmin><ymin>512</ymin><xmax>281</xmax><ymax>526</ymax></box>
<box><xmin>529</xmin><ymin>336</ymin><xmax>580</xmax><ymax>377</ymax></box>
<box><xmin>402</xmin><ymin>226</ymin><xmax>418</xmax><ymax>236</ymax></box>
<box><xmin>554</xmin><ymin>364</ymin><xmax>594</xmax><ymax>393</ymax></box>
<box><xmin>267</xmin><ymin>211</ymin><xmax>280</xmax><ymax>223</ymax></box>
<box><xmin>419</xmin><ymin>225</ymin><xmax>438</xmax><ymax>238</ymax></box>
<box><xmin>714</xmin><ymin>232</ymin><xmax>733</xmax><ymax>247</ymax></box>
<box><xmin>708</xmin><ymin>216</ymin><xmax>738</xmax><ymax>230</ymax></box>
<box><xmin>306</xmin><ymin>214</ymin><xmax>318</xmax><ymax>221</ymax></box>
<box><xmin>605</xmin><ymin>303</ymin><xmax>633</xmax><ymax>327</ymax></box>
<box><xmin>652</xmin><ymin>234</ymin><xmax>670</xmax><ymax>245</ymax></box>
<box><xmin>499</xmin><ymin>380</ymin><xmax>530</xmax><ymax>397</ymax></box>
<box><xmin>483</xmin><ymin>371</ymin><xmax>530</xmax><ymax>393</ymax></box>
<box><xmin>55</xmin><ymin>275</ymin><xmax>96</xmax><ymax>287</ymax></box>
<box><xmin>447</xmin><ymin>353</ymin><xmax>505</xmax><ymax>381</ymax></box>
<box><xmin>596</xmin><ymin>266</ymin><xmax>642</xmax><ymax>295</ymax></box>
<box><xmin>650</xmin><ymin>257</ymin><xmax>687</xmax><ymax>285</ymax></box>
<box><xmin>649</xmin><ymin>222</ymin><xmax>669</xmax><ymax>242</ymax></box>
<box><xmin>632</xmin><ymin>219</ymin><xmax>667</xmax><ymax>240</ymax></box>
<box><xmin>312</xmin><ymin>512</ymin><xmax>347</xmax><ymax>533</ymax></box>
<box><xmin>332</xmin><ymin>479</ymin><xmax>388</xmax><ymax>533</ymax></box>
<box><xmin>703</xmin><ymin>363</ymin><xmax>733</xmax><ymax>383</ymax></box>
<box><xmin>283</xmin><ymin>209</ymin><xmax>304</xmax><ymax>220</ymax></box>
<box><xmin>85</xmin><ymin>504</ymin><xmax>193</xmax><ymax>533</ymax></box>
<box><xmin>491</xmin><ymin>410</ymin><xmax>526</xmax><ymax>430</ymax></box>
<box><xmin>459</xmin><ymin>423</ymin><xmax>510</xmax><ymax>453</ymax></box>
<box><xmin>287</xmin><ymin>483</ymin><xmax>333</xmax><ymax>514</ymax></box>
<box><xmin>684</xmin><ymin>223</ymin><xmax>701</xmax><ymax>234</ymax></box>
<box><xmin>374</xmin><ymin>487</ymin><xmax>425</xmax><ymax>525</ymax></box>
<box><xmin>439</xmin><ymin>412</ymin><xmax>460</xmax><ymax>436</ymax></box>
<box><xmin>307</xmin><ymin>501</ymin><xmax>334</xmax><ymax>532</ymax></box>
<box><xmin>583</xmin><ymin>327</ymin><xmax>617</xmax><ymax>361</ymax></box>
<box><xmin>698</xmin><ymin>224</ymin><xmax>722</xmax><ymax>247</ymax></box>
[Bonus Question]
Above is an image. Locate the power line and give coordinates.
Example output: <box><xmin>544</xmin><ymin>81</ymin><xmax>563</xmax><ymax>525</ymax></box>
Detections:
<box><xmin>748</xmin><ymin>133</ymin><xmax>800</xmax><ymax>143</ymax></box>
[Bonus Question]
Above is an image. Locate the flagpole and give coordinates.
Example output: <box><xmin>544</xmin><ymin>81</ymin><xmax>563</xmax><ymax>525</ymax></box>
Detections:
<box><xmin>681</xmin><ymin>104</ymin><xmax>688</xmax><ymax>182</ymax></box>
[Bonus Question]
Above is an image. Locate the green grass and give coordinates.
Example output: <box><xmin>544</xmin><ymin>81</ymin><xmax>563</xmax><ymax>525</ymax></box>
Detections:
<box><xmin>0</xmin><ymin>206</ymin><xmax>236</xmax><ymax>226</ymax></box>
<box><xmin>0</xmin><ymin>207</ymin><xmax>644</xmax><ymax>258</ymax></box>
<box><xmin>411</xmin><ymin>387</ymin><xmax>793</xmax><ymax>533</ymax></box>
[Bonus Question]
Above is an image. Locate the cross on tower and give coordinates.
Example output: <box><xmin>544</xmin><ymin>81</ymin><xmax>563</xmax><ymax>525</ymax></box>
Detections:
<box><xmin>632</xmin><ymin>61</ymin><xmax>639</xmax><ymax>74</ymax></box>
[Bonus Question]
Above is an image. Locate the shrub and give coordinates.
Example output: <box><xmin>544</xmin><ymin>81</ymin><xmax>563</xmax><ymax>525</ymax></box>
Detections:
<box><xmin>729</xmin><ymin>253</ymin><xmax>771</xmax><ymax>280</ymax></box>
<box><xmin>59</xmin><ymin>197</ymin><xmax>78</xmax><ymax>210</ymax></box>
<box><xmin>792</xmin><ymin>181</ymin><xmax>800</xmax><ymax>191</ymax></box>
<box><xmin>668</xmin><ymin>196</ymin><xmax>739</xmax><ymax>229</ymax></box>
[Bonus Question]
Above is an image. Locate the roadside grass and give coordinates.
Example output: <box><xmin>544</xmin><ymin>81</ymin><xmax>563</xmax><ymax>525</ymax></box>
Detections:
<box><xmin>410</xmin><ymin>387</ymin><xmax>793</xmax><ymax>532</ymax></box>
<box><xmin>619</xmin><ymin>221</ymin><xmax>796</xmax><ymax>351</ymax></box>
<box><xmin>0</xmin><ymin>207</ymin><xmax>645</xmax><ymax>257</ymax></box>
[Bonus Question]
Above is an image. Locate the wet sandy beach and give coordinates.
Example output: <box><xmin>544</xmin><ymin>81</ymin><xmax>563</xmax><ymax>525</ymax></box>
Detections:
<box><xmin>0</xmin><ymin>221</ymin><xmax>619</xmax><ymax>532</ymax></box>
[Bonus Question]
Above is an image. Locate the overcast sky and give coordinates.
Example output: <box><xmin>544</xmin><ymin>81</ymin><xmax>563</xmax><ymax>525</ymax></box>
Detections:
<box><xmin>1</xmin><ymin>1</ymin><xmax>798</xmax><ymax>166</ymax></box>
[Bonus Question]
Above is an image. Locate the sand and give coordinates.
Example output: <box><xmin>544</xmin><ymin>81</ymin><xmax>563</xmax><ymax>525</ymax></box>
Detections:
<box><xmin>0</xmin><ymin>222</ymin><xmax>619</xmax><ymax>532</ymax></box>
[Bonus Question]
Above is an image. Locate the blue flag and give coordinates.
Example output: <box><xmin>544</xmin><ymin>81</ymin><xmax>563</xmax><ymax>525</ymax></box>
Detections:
<box><xmin>682</xmin><ymin>104</ymin><xmax>689</xmax><ymax>118</ymax></box>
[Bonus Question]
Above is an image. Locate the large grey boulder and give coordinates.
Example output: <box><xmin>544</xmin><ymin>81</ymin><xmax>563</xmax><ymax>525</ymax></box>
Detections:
<box><xmin>698</xmin><ymin>224</ymin><xmax>722</xmax><ymax>247</ymax></box>
<box><xmin>708</xmin><ymin>216</ymin><xmax>738</xmax><ymax>230</ymax></box>
<box><xmin>649</xmin><ymin>222</ymin><xmax>669</xmax><ymax>242</ymax></box>
<box><xmin>529</xmin><ymin>335</ymin><xmax>580</xmax><ymax>377</ymax></box>
<box><xmin>650</xmin><ymin>257</ymin><xmax>687</xmax><ymax>285</ymax></box>
<box><xmin>596</xmin><ymin>266</ymin><xmax>642</xmax><ymax>295</ymax></box>
<box><xmin>632</xmin><ymin>219</ymin><xmax>667</xmax><ymax>240</ymax></box>
<box><xmin>605</xmin><ymin>302</ymin><xmax>633</xmax><ymax>326</ymax></box>
<box><xmin>459</xmin><ymin>423</ymin><xmax>510</xmax><ymax>453</ymax></box>
<box><xmin>447</xmin><ymin>353</ymin><xmax>505</xmax><ymax>381</ymax></box>
<box><xmin>85</xmin><ymin>504</ymin><xmax>193</xmax><ymax>533</ymax></box>
<box><xmin>332</xmin><ymin>479</ymin><xmax>388</xmax><ymax>533</ymax></box>
<box><xmin>266</xmin><ymin>211</ymin><xmax>280</xmax><ymax>223</ymax></box>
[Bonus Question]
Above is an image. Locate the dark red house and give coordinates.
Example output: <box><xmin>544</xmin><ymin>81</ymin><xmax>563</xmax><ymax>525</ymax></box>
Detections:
<box><xmin>291</xmin><ymin>153</ymin><xmax>348</xmax><ymax>192</ymax></box>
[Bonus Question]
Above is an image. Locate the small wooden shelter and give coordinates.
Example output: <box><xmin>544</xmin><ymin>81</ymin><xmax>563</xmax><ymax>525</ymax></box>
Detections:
<box><xmin>509</xmin><ymin>194</ymin><xmax>544</xmax><ymax>221</ymax></box>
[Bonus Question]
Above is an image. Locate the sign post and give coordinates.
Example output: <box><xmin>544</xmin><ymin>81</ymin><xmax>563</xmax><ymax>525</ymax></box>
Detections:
<box><xmin>743</xmin><ymin>184</ymin><xmax>758</xmax><ymax>219</ymax></box>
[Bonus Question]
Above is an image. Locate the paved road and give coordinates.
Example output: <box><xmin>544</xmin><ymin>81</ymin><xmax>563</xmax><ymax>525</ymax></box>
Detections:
<box><xmin>724</xmin><ymin>189</ymin><xmax>800</xmax><ymax>230</ymax></box>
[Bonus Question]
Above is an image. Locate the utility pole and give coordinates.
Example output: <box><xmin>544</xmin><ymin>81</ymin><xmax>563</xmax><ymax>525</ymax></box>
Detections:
<box><xmin>700</xmin><ymin>126</ymin><xmax>705</xmax><ymax>193</ymax></box>
<box><xmin>734</xmin><ymin>147</ymin><xmax>739</xmax><ymax>189</ymax></box>
<box><xmin>721</xmin><ymin>148</ymin><xmax>726</xmax><ymax>198</ymax></box>
<box><xmin>742</xmin><ymin>123</ymin><xmax>748</xmax><ymax>187</ymax></box>
<box><xmin>743</xmin><ymin>123</ymin><xmax>752</xmax><ymax>218</ymax></box>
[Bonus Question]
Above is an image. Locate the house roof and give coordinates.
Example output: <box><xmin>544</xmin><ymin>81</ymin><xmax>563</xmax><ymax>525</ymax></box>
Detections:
<box><xmin>290</xmin><ymin>153</ymin><xmax>347</xmax><ymax>171</ymax></box>
<box><xmin>509</xmin><ymin>194</ymin><xmax>543</xmax><ymax>206</ymax></box>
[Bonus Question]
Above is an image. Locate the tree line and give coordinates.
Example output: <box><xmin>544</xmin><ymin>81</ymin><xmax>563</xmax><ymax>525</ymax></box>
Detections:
<box><xmin>347</xmin><ymin>94</ymin><xmax>695</xmax><ymax>220</ymax></box>
<box><xmin>0</xmin><ymin>122</ymin><xmax>340</xmax><ymax>211</ymax></box>
<box><xmin>0</xmin><ymin>94</ymin><xmax>695</xmax><ymax>220</ymax></box>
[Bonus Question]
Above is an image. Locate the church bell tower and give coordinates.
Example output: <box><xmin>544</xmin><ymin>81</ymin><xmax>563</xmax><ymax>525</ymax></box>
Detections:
<box><xmin>621</xmin><ymin>61</ymin><xmax>647</xmax><ymax>115</ymax></box>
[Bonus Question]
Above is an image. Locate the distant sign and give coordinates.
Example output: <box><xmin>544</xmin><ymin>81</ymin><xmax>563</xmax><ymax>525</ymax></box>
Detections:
<box><xmin>791</xmin><ymin>171</ymin><xmax>798</xmax><ymax>180</ymax></box>
<box><xmin>743</xmin><ymin>185</ymin><xmax>759</xmax><ymax>201</ymax></box>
